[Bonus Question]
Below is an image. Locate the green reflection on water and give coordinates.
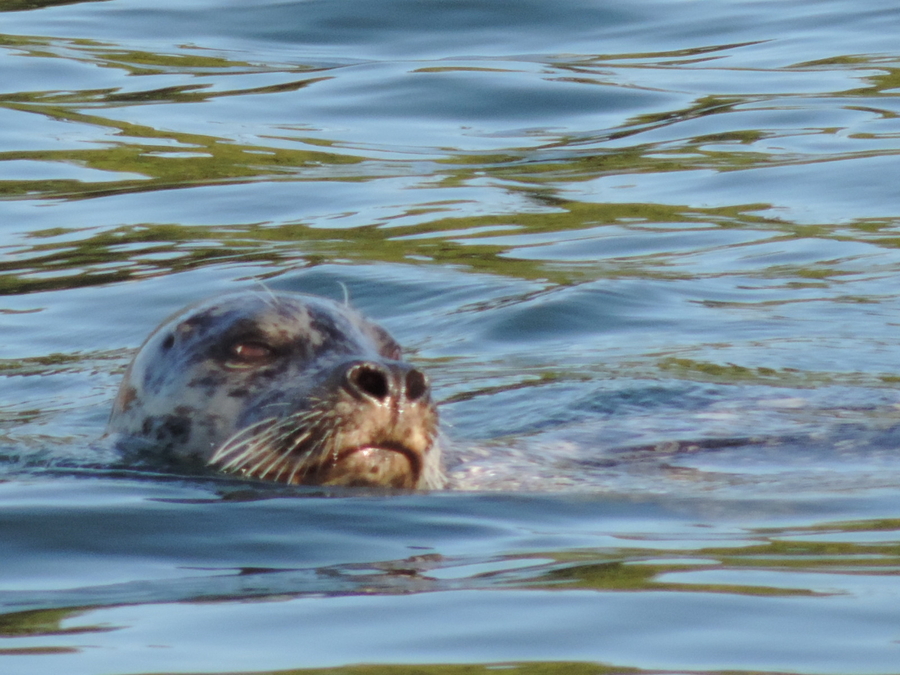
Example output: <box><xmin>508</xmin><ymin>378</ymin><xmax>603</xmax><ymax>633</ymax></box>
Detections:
<box><xmin>0</xmin><ymin>105</ymin><xmax>359</xmax><ymax>201</ymax></box>
<box><xmin>2</xmin><ymin>33</ymin><xmax>899</xmax><ymax>300</ymax></box>
<box><xmin>0</xmin><ymin>199</ymin><xmax>770</xmax><ymax>293</ymax></box>
<box><xmin>537</xmin><ymin>559</ymin><xmax>817</xmax><ymax>597</ymax></box>
<box><xmin>0</xmin><ymin>607</ymin><xmax>107</xmax><ymax>637</ymax></box>
<box><xmin>0</xmin><ymin>0</ymin><xmax>107</xmax><ymax>12</ymax></box>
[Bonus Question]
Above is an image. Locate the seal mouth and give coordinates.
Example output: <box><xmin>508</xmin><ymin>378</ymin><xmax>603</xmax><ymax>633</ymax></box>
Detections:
<box><xmin>319</xmin><ymin>442</ymin><xmax>423</xmax><ymax>489</ymax></box>
<box><xmin>208</xmin><ymin>411</ymin><xmax>432</xmax><ymax>488</ymax></box>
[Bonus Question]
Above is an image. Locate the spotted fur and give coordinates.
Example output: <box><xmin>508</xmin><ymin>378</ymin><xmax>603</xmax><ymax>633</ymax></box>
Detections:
<box><xmin>107</xmin><ymin>291</ymin><xmax>443</xmax><ymax>488</ymax></box>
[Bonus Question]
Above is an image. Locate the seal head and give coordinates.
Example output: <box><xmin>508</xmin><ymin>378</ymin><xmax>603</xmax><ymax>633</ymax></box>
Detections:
<box><xmin>107</xmin><ymin>291</ymin><xmax>443</xmax><ymax>489</ymax></box>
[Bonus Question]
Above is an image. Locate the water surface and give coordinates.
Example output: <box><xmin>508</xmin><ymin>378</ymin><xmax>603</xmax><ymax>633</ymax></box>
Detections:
<box><xmin>2</xmin><ymin>0</ymin><xmax>900</xmax><ymax>673</ymax></box>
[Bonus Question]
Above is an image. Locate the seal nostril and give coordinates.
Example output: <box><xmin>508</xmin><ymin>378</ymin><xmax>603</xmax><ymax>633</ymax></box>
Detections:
<box><xmin>405</xmin><ymin>369</ymin><xmax>428</xmax><ymax>401</ymax></box>
<box><xmin>349</xmin><ymin>364</ymin><xmax>390</xmax><ymax>401</ymax></box>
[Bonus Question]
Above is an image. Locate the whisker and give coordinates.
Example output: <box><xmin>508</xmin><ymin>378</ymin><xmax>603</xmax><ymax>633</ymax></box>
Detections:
<box><xmin>226</xmin><ymin>426</ymin><xmax>284</xmax><ymax>473</ymax></box>
<box><xmin>252</xmin><ymin>446</ymin><xmax>291</xmax><ymax>479</ymax></box>
<box><xmin>243</xmin><ymin>425</ymin><xmax>299</xmax><ymax>476</ymax></box>
<box><xmin>211</xmin><ymin>418</ymin><xmax>278</xmax><ymax>469</ymax></box>
<box><xmin>258</xmin><ymin>426</ymin><xmax>314</xmax><ymax>479</ymax></box>
<box><xmin>288</xmin><ymin>434</ymin><xmax>327</xmax><ymax>485</ymax></box>
<box><xmin>251</xmin><ymin>280</ymin><xmax>281</xmax><ymax>309</ymax></box>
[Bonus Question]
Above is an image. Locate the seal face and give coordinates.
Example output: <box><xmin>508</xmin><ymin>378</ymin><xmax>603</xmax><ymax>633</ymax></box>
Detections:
<box><xmin>107</xmin><ymin>291</ymin><xmax>443</xmax><ymax>489</ymax></box>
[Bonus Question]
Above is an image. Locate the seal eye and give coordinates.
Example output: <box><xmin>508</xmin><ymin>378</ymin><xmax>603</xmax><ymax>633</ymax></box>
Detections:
<box><xmin>227</xmin><ymin>340</ymin><xmax>275</xmax><ymax>366</ymax></box>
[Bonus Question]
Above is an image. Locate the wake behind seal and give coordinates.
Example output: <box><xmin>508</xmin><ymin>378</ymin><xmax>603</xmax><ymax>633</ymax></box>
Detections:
<box><xmin>107</xmin><ymin>291</ymin><xmax>444</xmax><ymax>489</ymax></box>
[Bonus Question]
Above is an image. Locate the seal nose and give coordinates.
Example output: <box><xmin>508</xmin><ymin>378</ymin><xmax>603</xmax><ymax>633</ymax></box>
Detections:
<box><xmin>344</xmin><ymin>361</ymin><xmax>430</xmax><ymax>404</ymax></box>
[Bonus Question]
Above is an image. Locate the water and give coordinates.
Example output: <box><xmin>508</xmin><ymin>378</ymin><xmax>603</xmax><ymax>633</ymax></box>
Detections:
<box><xmin>3</xmin><ymin>0</ymin><xmax>900</xmax><ymax>672</ymax></box>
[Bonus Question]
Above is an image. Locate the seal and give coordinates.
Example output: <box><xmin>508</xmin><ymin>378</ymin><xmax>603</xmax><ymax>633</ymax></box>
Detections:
<box><xmin>107</xmin><ymin>290</ymin><xmax>443</xmax><ymax>489</ymax></box>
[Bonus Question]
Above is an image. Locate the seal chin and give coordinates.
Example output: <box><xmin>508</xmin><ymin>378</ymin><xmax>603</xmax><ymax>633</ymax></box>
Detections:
<box><xmin>318</xmin><ymin>444</ymin><xmax>422</xmax><ymax>489</ymax></box>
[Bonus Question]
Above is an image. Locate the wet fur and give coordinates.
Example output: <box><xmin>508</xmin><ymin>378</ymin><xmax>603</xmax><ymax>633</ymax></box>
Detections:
<box><xmin>107</xmin><ymin>291</ymin><xmax>443</xmax><ymax>488</ymax></box>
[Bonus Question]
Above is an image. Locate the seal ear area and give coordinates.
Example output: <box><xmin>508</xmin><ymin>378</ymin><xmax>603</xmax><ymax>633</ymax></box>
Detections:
<box><xmin>364</xmin><ymin>324</ymin><xmax>403</xmax><ymax>361</ymax></box>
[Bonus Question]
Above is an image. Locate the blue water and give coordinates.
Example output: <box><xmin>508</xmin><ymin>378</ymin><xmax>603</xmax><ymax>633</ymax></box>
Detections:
<box><xmin>3</xmin><ymin>0</ymin><xmax>900</xmax><ymax>673</ymax></box>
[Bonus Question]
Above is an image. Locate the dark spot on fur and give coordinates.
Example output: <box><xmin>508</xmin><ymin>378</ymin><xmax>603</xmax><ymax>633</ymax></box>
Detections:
<box><xmin>159</xmin><ymin>416</ymin><xmax>191</xmax><ymax>442</ymax></box>
<box><xmin>188</xmin><ymin>373</ymin><xmax>227</xmax><ymax>389</ymax></box>
<box><xmin>161</xmin><ymin>334</ymin><xmax>175</xmax><ymax>351</ymax></box>
<box><xmin>181</xmin><ymin>314</ymin><xmax>214</xmax><ymax>330</ymax></box>
<box><xmin>139</xmin><ymin>415</ymin><xmax>193</xmax><ymax>444</ymax></box>
<box><xmin>229</xmin><ymin>388</ymin><xmax>249</xmax><ymax>397</ymax></box>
